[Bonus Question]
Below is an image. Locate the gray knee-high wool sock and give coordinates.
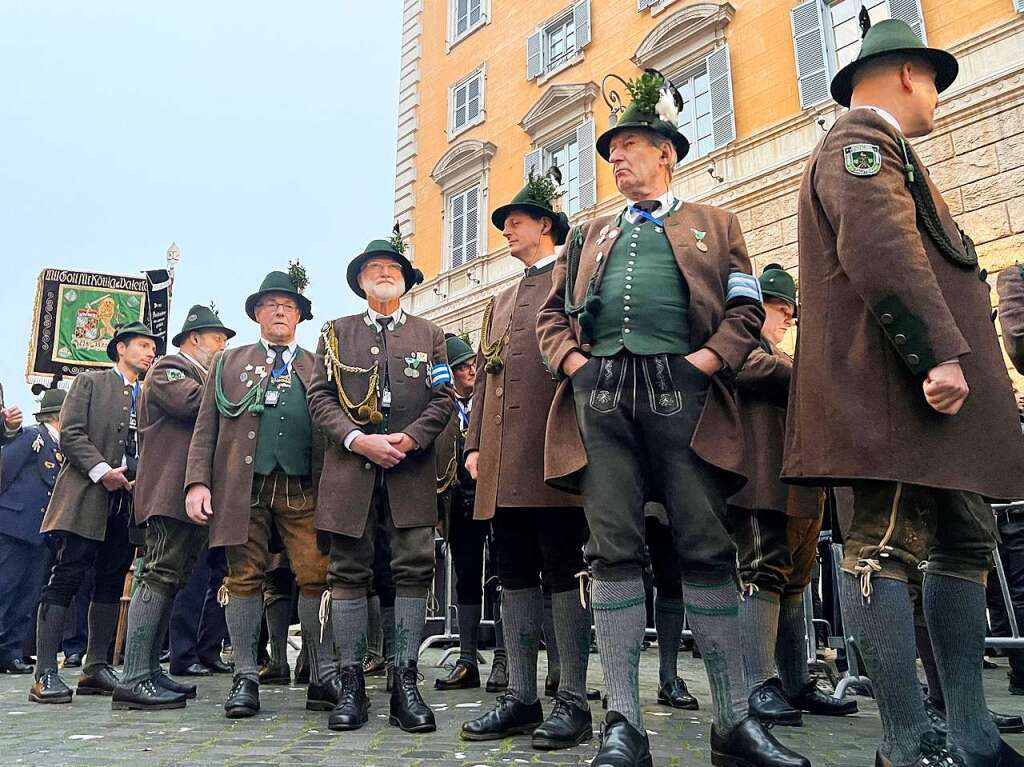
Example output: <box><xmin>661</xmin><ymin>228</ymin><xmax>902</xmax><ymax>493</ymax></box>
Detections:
<box><xmin>655</xmin><ymin>595</ymin><xmax>685</xmax><ymax>685</ymax></box>
<box><xmin>914</xmin><ymin>623</ymin><xmax>944</xmax><ymax>708</ymax></box>
<box><xmin>739</xmin><ymin>589</ymin><xmax>780</xmax><ymax>691</ymax></box>
<box><xmin>264</xmin><ymin>598</ymin><xmax>292</xmax><ymax>668</ymax></box>
<box><xmin>331</xmin><ymin>596</ymin><xmax>368</xmax><ymax>668</ymax></box>
<box><xmin>552</xmin><ymin>589</ymin><xmax>591</xmax><ymax>709</ymax></box>
<box><xmin>458</xmin><ymin>604</ymin><xmax>482</xmax><ymax>666</ymax></box>
<box><xmin>381</xmin><ymin>605</ymin><xmax>396</xmax><ymax>660</ymax></box>
<box><xmin>150</xmin><ymin>598</ymin><xmax>172</xmax><ymax>673</ymax></box>
<box><xmin>923</xmin><ymin>573</ymin><xmax>1001</xmax><ymax>757</ymax></box>
<box><xmin>592</xmin><ymin>578</ymin><xmax>647</xmax><ymax>731</ymax></box>
<box><xmin>84</xmin><ymin>601</ymin><xmax>121</xmax><ymax>671</ymax></box>
<box><xmin>298</xmin><ymin>594</ymin><xmax>337</xmax><ymax>685</ymax></box>
<box><xmin>683</xmin><ymin>579</ymin><xmax>748</xmax><ymax>732</ymax></box>
<box><xmin>502</xmin><ymin>586</ymin><xmax>543</xmax><ymax>705</ymax></box>
<box><xmin>121</xmin><ymin>586</ymin><xmax>170</xmax><ymax>686</ymax></box>
<box><xmin>35</xmin><ymin>602</ymin><xmax>67</xmax><ymax>677</ymax></box>
<box><xmin>840</xmin><ymin>573</ymin><xmax>932</xmax><ymax>765</ymax></box>
<box><xmin>224</xmin><ymin>595</ymin><xmax>264</xmax><ymax>681</ymax></box>
<box><xmin>393</xmin><ymin>596</ymin><xmax>426</xmax><ymax>667</ymax></box>
<box><xmin>776</xmin><ymin>592</ymin><xmax>812</xmax><ymax>697</ymax></box>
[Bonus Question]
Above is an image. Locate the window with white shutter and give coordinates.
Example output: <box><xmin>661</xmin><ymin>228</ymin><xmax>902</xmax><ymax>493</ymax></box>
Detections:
<box><xmin>791</xmin><ymin>0</ymin><xmax>833</xmax><ymax>109</ymax></box>
<box><xmin>526</xmin><ymin>1</ymin><xmax>591</xmax><ymax>81</ymax></box>
<box><xmin>575</xmin><ymin>119</ymin><xmax>596</xmax><ymax>211</ymax></box>
<box><xmin>448</xmin><ymin>0</ymin><xmax>489</xmax><ymax>48</ymax></box>
<box><xmin>637</xmin><ymin>0</ymin><xmax>660</xmax><ymax>10</ymax></box>
<box><xmin>1016</xmin><ymin>0</ymin><xmax>1024</xmax><ymax>14</ymax></box>
<box><xmin>524</xmin><ymin>148</ymin><xmax>544</xmax><ymax>181</ymax></box>
<box><xmin>524</xmin><ymin>118</ymin><xmax>596</xmax><ymax>217</ymax></box>
<box><xmin>888</xmin><ymin>0</ymin><xmax>926</xmax><ymax>43</ymax></box>
<box><xmin>449</xmin><ymin>67</ymin><xmax>485</xmax><ymax>139</ymax></box>
<box><xmin>448</xmin><ymin>186</ymin><xmax>481</xmax><ymax>269</ymax></box>
<box><xmin>706</xmin><ymin>45</ymin><xmax>736</xmax><ymax>150</ymax></box>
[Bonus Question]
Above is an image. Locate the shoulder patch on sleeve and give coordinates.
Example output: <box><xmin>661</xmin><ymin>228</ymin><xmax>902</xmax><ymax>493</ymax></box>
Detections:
<box><xmin>166</xmin><ymin>369</ymin><xmax>185</xmax><ymax>382</ymax></box>
<box><xmin>843</xmin><ymin>143</ymin><xmax>881</xmax><ymax>176</ymax></box>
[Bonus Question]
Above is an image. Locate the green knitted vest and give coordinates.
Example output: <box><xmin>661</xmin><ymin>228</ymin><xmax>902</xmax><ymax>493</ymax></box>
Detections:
<box><xmin>253</xmin><ymin>372</ymin><xmax>312</xmax><ymax>477</ymax></box>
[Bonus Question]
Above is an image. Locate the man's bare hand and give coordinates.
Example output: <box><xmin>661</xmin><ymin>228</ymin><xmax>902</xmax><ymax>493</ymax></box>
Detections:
<box><xmin>394</xmin><ymin>433</ymin><xmax>418</xmax><ymax>455</ymax></box>
<box><xmin>923</xmin><ymin>362</ymin><xmax>969</xmax><ymax>415</ymax></box>
<box><xmin>684</xmin><ymin>348</ymin><xmax>723</xmax><ymax>377</ymax></box>
<box><xmin>100</xmin><ymin>466</ymin><xmax>132</xmax><ymax>493</ymax></box>
<box><xmin>185</xmin><ymin>484</ymin><xmax>214</xmax><ymax>525</ymax></box>
<box><xmin>2</xmin><ymin>406</ymin><xmax>23</xmax><ymax>432</ymax></box>
<box><xmin>563</xmin><ymin>351</ymin><xmax>590</xmax><ymax>378</ymax></box>
<box><xmin>352</xmin><ymin>433</ymin><xmax>406</xmax><ymax>469</ymax></box>
<box><xmin>465</xmin><ymin>450</ymin><xmax>480</xmax><ymax>480</ymax></box>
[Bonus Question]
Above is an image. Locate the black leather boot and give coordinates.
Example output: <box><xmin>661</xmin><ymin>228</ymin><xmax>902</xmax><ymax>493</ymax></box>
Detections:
<box><xmin>876</xmin><ymin>731</ymin><xmax>972</xmax><ymax>767</ymax></box>
<box><xmin>154</xmin><ymin>670</ymin><xmax>197</xmax><ymax>699</ymax></box>
<box><xmin>29</xmin><ymin>670</ymin><xmax>73</xmax><ymax>704</ymax></box>
<box><xmin>532</xmin><ymin>692</ymin><xmax>593</xmax><ymax>750</ymax></box>
<box><xmin>435</xmin><ymin>659</ymin><xmax>480</xmax><ymax>690</ymax></box>
<box><xmin>389</xmin><ymin>660</ymin><xmax>436</xmax><ymax>733</ymax></box>
<box><xmin>991</xmin><ymin>710</ymin><xmax>1024</xmax><ymax>735</ymax></box>
<box><xmin>258</xmin><ymin>660</ymin><xmax>291</xmax><ymax>685</ymax></box>
<box><xmin>485</xmin><ymin>652</ymin><xmax>508</xmax><ymax>693</ymax></box>
<box><xmin>223</xmin><ymin>675</ymin><xmax>260</xmax><ymax>718</ymax></box>
<box><xmin>749</xmin><ymin>677</ymin><xmax>803</xmax><ymax>726</ymax></box>
<box><xmin>711</xmin><ymin>717</ymin><xmax>811</xmax><ymax>767</ymax></box>
<box><xmin>77</xmin><ymin>664</ymin><xmax>119</xmax><ymax>696</ymax></box>
<box><xmin>788</xmin><ymin>681</ymin><xmax>857</xmax><ymax>716</ymax></box>
<box><xmin>461</xmin><ymin>693</ymin><xmax>543</xmax><ymax>740</ymax></box>
<box><xmin>328</xmin><ymin>665</ymin><xmax>370</xmax><ymax>731</ymax></box>
<box><xmin>657</xmin><ymin>677</ymin><xmax>700</xmax><ymax>710</ymax></box>
<box><xmin>306</xmin><ymin>674</ymin><xmax>345</xmax><ymax>712</ymax></box>
<box><xmin>112</xmin><ymin>678</ymin><xmax>187</xmax><ymax>710</ymax></box>
<box><xmin>593</xmin><ymin>711</ymin><xmax>653</xmax><ymax>767</ymax></box>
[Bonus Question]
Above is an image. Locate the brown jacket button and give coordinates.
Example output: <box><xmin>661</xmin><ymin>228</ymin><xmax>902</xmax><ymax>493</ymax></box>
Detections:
<box><xmin>244</xmin><ymin>456</ymin><xmax>253</xmax><ymax>465</ymax></box>
<box><xmin>495</xmin><ymin>387</ymin><xmax>504</xmax><ymax>397</ymax></box>
<box><xmin>494</xmin><ymin>414</ymin><xmax>502</xmax><ymax>424</ymax></box>
<box><xmin>248</xmin><ymin>431</ymin><xmax>256</xmax><ymax>439</ymax></box>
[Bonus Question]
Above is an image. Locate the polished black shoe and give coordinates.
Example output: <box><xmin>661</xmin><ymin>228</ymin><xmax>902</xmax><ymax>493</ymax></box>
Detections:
<box><xmin>203</xmin><ymin>659</ymin><xmax>233</xmax><ymax>674</ymax></box>
<box><xmin>749</xmin><ymin>677</ymin><xmax>803</xmax><ymax>726</ymax></box>
<box><xmin>545</xmin><ymin>667</ymin><xmax>561</xmax><ymax>697</ymax></box>
<box><xmin>77</xmin><ymin>664</ymin><xmax>119</xmax><ymax>696</ymax></box>
<box><xmin>485</xmin><ymin>654</ymin><xmax>508</xmax><ymax>693</ymax></box>
<box><xmin>657</xmin><ymin>677</ymin><xmax>700</xmax><ymax>710</ymax></box>
<box><xmin>363</xmin><ymin>652</ymin><xmax>387</xmax><ymax>677</ymax></box>
<box><xmin>788</xmin><ymin>681</ymin><xmax>857</xmax><ymax>716</ymax></box>
<box><xmin>0</xmin><ymin>657</ymin><xmax>34</xmax><ymax>674</ymax></box>
<box><xmin>711</xmin><ymin>717</ymin><xmax>811</xmax><ymax>767</ymax></box>
<box><xmin>435</xmin><ymin>660</ymin><xmax>480</xmax><ymax>690</ymax></box>
<box><xmin>306</xmin><ymin>675</ymin><xmax>344</xmax><ymax>712</ymax></box>
<box><xmin>461</xmin><ymin>693</ymin><xmax>543</xmax><ymax>741</ymax></box>
<box><xmin>62</xmin><ymin>653</ymin><xmax>83</xmax><ymax>668</ymax></box>
<box><xmin>224</xmin><ymin>676</ymin><xmax>260</xmax><ymax>718</ymax></box>
<box><xmin>957</xmin><ymin>738</ymin><xmax>1024</xmax><ymax>767</ymax></box>
<box><xmin>532</xmin><ymin>692</ymin><xmax>593</xmax><ymax>751</ymax></box>
<box><xmin>258</xmin><ymin>660</ymin><xmax>290</xmax><ymax>685</ymax></box>
<box><xmin>29</xmin><ymin>671</ymin><xmax>73</xmax><ymax>704</ymax></box>
<box><xmin>389</xmin><ymin>660</ymin><xmax>436</xmax><ymax>733</ymax></box>
<box><xmin>171</xmin><ymin>663</ymin><xmax>211</xmax><ymax>677</ymax></box>
<box><xmin>328</xmin><ymin>665</ymin><xmax>371</xmax><ymax>731</ymax></box>
<box><xmin>154</xmin><ymin>670</ymin><xmax>197</xmax><ymax>699</ymax></box>
<box><xmin>112</xmin><ymin>679</ymin><xmax>187</xmax><ymax>711</ymax></box>
<box><xmin>593</xmin><ymin>711</ymin><xmax>653</xmax><ymax>767</ymax></box>
<box><xmin>990</xmin><ymin>710</ymin><xmax>1024</xmax><ymax>735</ymax></box>
<box><xmin>876</xmin><ymin>731</ymin><xmax>968</xmax><ymax>767</ymax></box>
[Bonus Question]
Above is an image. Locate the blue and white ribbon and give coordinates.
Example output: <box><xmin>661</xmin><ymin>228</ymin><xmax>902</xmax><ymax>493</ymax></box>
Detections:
<box><xmin>430</xmin><ymin>362</ymin><xmax>453</xmax><ymax>389</ymax></box>
<box><xmin>726</xmin><ymin>272</ymin><xmax>763</xmax><ymax>305</ymax></box>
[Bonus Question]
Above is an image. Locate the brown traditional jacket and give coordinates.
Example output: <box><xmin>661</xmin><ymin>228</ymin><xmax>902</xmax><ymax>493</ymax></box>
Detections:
<box><xmin>308</xmin><ymin>312</ymin><xmax>451</xmax><ymax>538</ymax></box>
<box><xmin>466</xmin><ymin>263</ymin><xmax>583</xmax><ymax>518</ymax></box>
<box><xmin>997</xmin><ymin>265</ymin><xmax>1024</xmax><ymax>375</ymax></box>
<box><xmin>135</xmin><ymin>353</ymin><xmax>206</xmax><ymax>525</ymax></box>
<box><xmin>729</xmin><ymin>343</ymin><xmax>818</xmax><ymax>518</ymax></box>
<box><xmin>184</xmin><ymin>342</ymin><xmax>321</xmax><ymax>547</ymax></box>
<box><xmin>536</xmin><ymin>203</ymin><xmax>764</xmax><ymax>494</ymax></box>
<box><xmin>783</xmin><ymin>108</ymin><xmax>1024</xmax><ymax>499</ymax></box>
<box><xmin>42</xmin><ymin>368</ymin><xmax>134</xmax><ymax>541</ymax></box>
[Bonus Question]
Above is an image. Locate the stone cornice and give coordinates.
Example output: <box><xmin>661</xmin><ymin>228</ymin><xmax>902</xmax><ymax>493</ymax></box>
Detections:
<box><xmin>519</xmin><ymin>82</ymin><xmax>599</xmax><ymax>143</ymax></box>
<box><xmin>631</xmin><ymin>2</ymin><xmax>734</xmax><ymax>74</ymax></box>
<box><xmin>430</xmin><ymin>139</ymin><xmax>498</xmax><ymax>189</ymax></box>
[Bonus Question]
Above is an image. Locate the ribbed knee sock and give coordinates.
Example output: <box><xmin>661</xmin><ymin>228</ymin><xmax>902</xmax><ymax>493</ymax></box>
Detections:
<box><xmin>35</xmin><ymin>602</ymin><xmax>67</xmax><ymax>677</ymax></box>
<box><xmin>84</xmin><ymin>602</ymin><xmax>120</xmax><ymax>671</ymax></box>
<box><xmin>776</xmin><ymin>592</ymin><xmax>812</xmax><ymax>696</ymax></box>
<box><xmin>393</xmin><ymin>596</ymin><xmax>426</xmax><ymax>667</ymax></box>
<box><xmin>592</xmin><ymin>578</ymin><xmax>646</xmax><ymax>731</ymax></box>
<box><xmin>552</xmin><ymin>589</ymin><xmax>591</xmax><ymax>709</ymax></box>
<box><xmin>739</xmin><ymin>590</ymin><xmax>780</xmax><ymax>691</ymax></box>
<box><xmin>224</xmin><ymin>595</ymin><xmax>264</xmax><ymax>681</ymax></box>
<box><xmin>655</xmin><ymin>595</ymin><xmax>685</xmax><ymax>685</ymax></box>
<box><xmin>264</xmin><ymin>597</ymin><xmax>291</xmax><ymax>668</ymax></box>
<box><xmin>331</xmin><ymin>596</ymin><xmax>368</xmax><ymax>668</ymax></box>
<box><xmin>298</xmin><ymin>593</ymin><xmax>337</xmax><ymax>685</ymax></box>
<box><xmin>502</xmin><ymin>586</ymin><xmax>542</xmax><ymax>705</ymax></box>
<box><xmin>121</xmin><ymin>586</ymin><xmax>170</xmax><ymax>685</ymax></box>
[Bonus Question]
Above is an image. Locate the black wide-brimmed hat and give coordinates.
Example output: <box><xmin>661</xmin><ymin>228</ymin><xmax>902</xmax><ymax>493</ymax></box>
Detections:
<box><xmin>347</xmin><ymin>227</ymin><xmax>424</xmax><ymax>299</ymax></box>
<box><xmin>106</xmin><ymin>321</ymin><xmax>161</xmax><ymax>362</ymax></box>
<box><xmin>171</xmin><ymin>305</ymin><xmax>236</xmax><ymax>347</ymax></box>
<box><xmin>830</xmin><ymin>17</ymin><xmax>958</xmax><ymax>108</ymax></box>
<box><xmin>491</xmin><ymin>170</ymin><xmax>571</xmax><ymax>246</ymax></box>
<box><xmin>596</xmin><ymin>69</ymin><xmax>690</xmax><ymax>162</ymax></box>
<box><xmin>35</xmin><ymin>388</ymin><xmax>66</xmax><ymax>420</ymax></box>
<box><xmin>245</xmin><ymin>269</ymin><xmax>313</xmax><ymax>322</ymax></box>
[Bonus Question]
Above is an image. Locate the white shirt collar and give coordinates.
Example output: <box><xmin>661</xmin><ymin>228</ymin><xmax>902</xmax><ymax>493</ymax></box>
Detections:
<box><xmin>260</xmin><ymin>338</ymin><xmax>298</xmax><ymax>363</ymax></box>
<box><xmin>179</xmin><ymin>351</ymin><xmax>208</xmax><ymax>377</ymax></box>
<box><xmin>857</xmin><ymin>105</ymin><xmax>902</xmax><ymax>134</ymax></box>
<box><xmin>624</xmin><ymin>189</ymin><xmax>678</xmax><ymax>223</ymax></box>
<box><xmin>365</xmin><ymin>306</ymin><xmax>406</xmax><ymax>330</ymax></box>
<box><xmin>526</xmin><ymin>254</ymin><xmax>557</xmax><ymax>274</ymax></box>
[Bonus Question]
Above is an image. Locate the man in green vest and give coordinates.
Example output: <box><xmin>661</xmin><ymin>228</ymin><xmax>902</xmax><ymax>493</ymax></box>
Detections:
<box><xmin>185</xmin><ymin>270</ymin><xmax>339</xmax><ymax>719</ymax></box>
<box><xmin>537</xmin><ymin>70</ymin><xmax>809</xmax><ymax>767</ymax></box>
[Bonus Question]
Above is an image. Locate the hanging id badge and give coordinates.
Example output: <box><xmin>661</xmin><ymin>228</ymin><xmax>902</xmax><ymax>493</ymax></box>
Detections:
<box><xmin>264</xmin><ymin>388</ymin><xmax>280</xmax><ymax>407</ymax></box>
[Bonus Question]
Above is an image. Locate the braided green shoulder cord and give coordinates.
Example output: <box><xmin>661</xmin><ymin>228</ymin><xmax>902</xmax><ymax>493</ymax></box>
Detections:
<box><xmin>214</xmin><ymin>352</ymin><xmax>265</xmax><ymax>418</ymax></box>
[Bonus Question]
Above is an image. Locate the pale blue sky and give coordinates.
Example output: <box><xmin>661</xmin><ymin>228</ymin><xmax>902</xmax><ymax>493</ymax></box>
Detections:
<box><xmin>0</xmin><ymin>2</ymin><xmax>402</xmax><ymax>412</ymax></box>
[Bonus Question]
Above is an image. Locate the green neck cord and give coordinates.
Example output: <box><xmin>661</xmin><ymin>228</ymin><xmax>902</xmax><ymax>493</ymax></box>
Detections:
<box><xmin>214</xmin><ymin>353</ymin><xmax>265</xmax><ymax>418</ymax></box>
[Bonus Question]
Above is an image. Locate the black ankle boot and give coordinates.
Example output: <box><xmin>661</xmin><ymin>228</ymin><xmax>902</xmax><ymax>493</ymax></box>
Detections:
<box><xmin>461</xmin><ymin>693</ymin><xmax>543</xmax><ymax>741</ymax></box>
<box><xmin>389</xmin><ymin>660</ymin><xmax>435</xmax><ymax>733</ymax></box>
<box><xmin>112</xmin><ymin>678</ymin><xmax>187</xmax><ymax>711</ymax></box>
<box><xmin>77</xmin><ymin>664</ymin><xmax>119</xmax><ymax>696</ymax></box>
<box><xmin>532</xmin><ymin>692</ymin><xmax>592</xmax><ymax>751</ymax></box>
<box><xmin>593</xmin><ymin>711</ymin><xmax>652</xmax><ymax>767</ymax></box>
<box><xmin>657</xmin><ymin>677</ymin><xmax>700</xmax><ymax>710</ymax></box>
<box><xmin>748</xmin><ymin>677</ymin><xmax>802</xmax><ymax>726</ymax></box>
<box><xmin>328</xmin><ymin>665</ymin><xmax>370</xmax><ymax>731</ymax></box>
<box><xmin>29</xmin><ymin>670</ymin><xmax>73</xmax><ymax>704</ymax></box>
<box><xmin>224</xmin><ymin>675</ymin><xmax>260</xmax><ymax>718</ymax></box>
<box><xmin>711</xmin><ymin>717</ymin><xmax>811</xmax><ymax>767</ymax></box>
<box><xmin>434</xmin><ymin>659</ymin><xmax>480</xmax><ymax>690</ymax></box>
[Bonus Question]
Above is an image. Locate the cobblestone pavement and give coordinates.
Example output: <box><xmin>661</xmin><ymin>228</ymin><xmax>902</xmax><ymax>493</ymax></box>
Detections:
<box><xmin>2</xmin><ymin>647</ymin><xmax>1022</xmax><ymax>767</ymax></box>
